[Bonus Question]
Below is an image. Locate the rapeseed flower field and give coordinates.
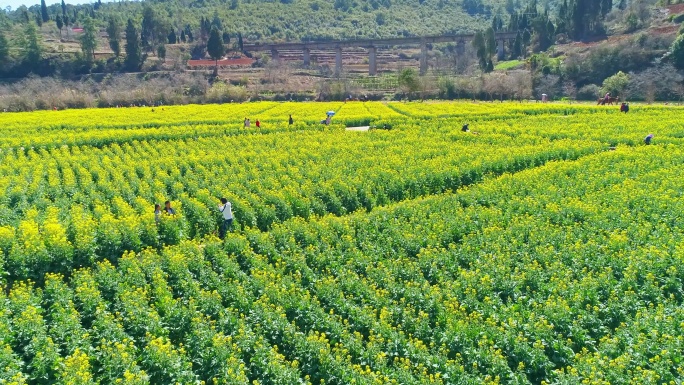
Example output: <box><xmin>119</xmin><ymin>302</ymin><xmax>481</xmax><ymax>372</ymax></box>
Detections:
<box><xmin>0</xmin><ymin>101</ymin><xmax>682</xmax><ymax>384</ymax></box>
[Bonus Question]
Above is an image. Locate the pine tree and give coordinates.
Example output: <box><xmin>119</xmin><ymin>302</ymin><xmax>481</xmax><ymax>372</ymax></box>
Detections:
<box><xmin>56</xmin><ymin>15</ymin><xmax>64</xmax><ymax>38</ymax></box>
<box><xmin>168</xmin><ymin>30</ymin><xmax>177</xmax><ymax>44</ymax></box>
<box><xmin>505</xmin><ymin>0</ymin><xmax>515</xmax><ymax>14</ymax></box>
<box><xmin>184</xmin><ymin>25</ymin><xmax>194</xmax><ymax>42</ymax></box>
<box><xmin>200</xmin><ymin>17</ymin><xmax>212</xmax><ymax>41</ymax></box>
<box><xmin>601</xmin><ymin>0</ymin><xmax>612</xmax><ymax>16</ymax></box>
<box><xmin>63</xmin><ymin>14</ymin><xmax>70</xmax><ymax>38</ymax></box>
<box><xmin>157</xmin><ymin>44</ymin><xmax>166</xmax><ymax>62</ymax></box>
<box><xmin>141</xmin><ymin>5</ymin><xmax>156</xmax><ymax>52</ymax></box>
<box><xmin>570</xmin><ymin>0</ymin><xmax>585</xmax><ymax>40</ymax></box>
<box><xmin>80</xmin><ymin>16</ymin><xmax>97</xmax><ymax>63</ymax></box>
<box><xmin>107</xmin><ymin>16</ymin><xmax>122</xmax><ymax>57</ymax></box>
<box><xmin>556</xmin><ymin>0</ymin><xmax>568</xmax><ymax>34</ymax></box>
<box><xmin>211</xmin><ymin>12</ymin><xmax>222</xmax><ymax>30</ymax></box>
<box><xmin>484</xmin><ymin>27</ymin><xmax>496</xmax><ymax>59</ymax></box>
<box><xmin>125</xmin><ymin>18</ymin><xmax>143</xmax><ymax>71</ymax></box>
<box><xmin>207</xmin><ymin>26</ymin><xmax>225</xmax><ymax>76</ymax></box>
<box><xmin>670</xmin><ymin>34</ymin><xmax>684</xmax><ymax>70</ymax></box>
<box><xmin>40</xmin><ymin>0</ymin><xmax>49</xmax><ymax>23</ymax></box>
<box><xmin>24</xmin><ymin>22</ymin><xmax>42</xmax><ymax>65</ymax></box>
<box><xmin>472</xmin><ymin>30</ymin><xmax>492</xmax><ymax>72</ymax></box>
<box><xmin>181</xmin><ymin>30</ymin><xmax>186</xmax><ymax>43</ymax></box>
<box><xmin>0</xmin><ymin>29</ymin><xmax>8</xmax><ymax>67</ymax></box>
<box><xmin>512</xmin><ymin>31</ymin><xmax>523</xmax><ymax>58</ymax></box>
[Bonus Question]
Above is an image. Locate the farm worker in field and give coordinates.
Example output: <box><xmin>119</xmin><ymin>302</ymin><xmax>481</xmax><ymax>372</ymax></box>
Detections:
<box><xmin>164</xmin><ymin>200</ymin><xmax>176</xmax><ymax>215</ymax></box>
<box><xmin>620</xmin><ymin>103</ymin><xmax>629</xmax><ymax>113</ymax></box>
<box><xmin>244</xmin><ymin>118</ymin><xmax>250</xmax><ymax>128</ymax></box>
<box><xmin>644</xmin><ymin>134</ymin><xmax>654</xmax><ymax>145</ymax></box>
<box><xmin>289</xmin><ymin>115</ymin><xmax>294</xmax><ymax>125</ymax></box>
<box><xmin>325</xmin><ymin>115</ymin><xmax>331</xmax><ymax>125</ymax></box>
<box><xmin>154</xmin><ymin>204</ymin><xmax>162</xmax><ymax>223</ymax></box>
<box><xmin>462</xmin><ymin>123</ymin><xmax>480</xmax><ymax>135</ymax></box>
<box><xmin>255</xmin><ymin>119</ymin><xmax>261</xmax><ymax>128</ymax></box>
<box><xmin>218</xmin><ymin>197</ymin><xmax>234</xmax><ymax>239</ymax></box>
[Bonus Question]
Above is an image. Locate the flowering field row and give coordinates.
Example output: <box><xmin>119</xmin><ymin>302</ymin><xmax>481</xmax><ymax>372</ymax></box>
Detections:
<box><xmin>1</xmin><ymin>144</ymin><xmax>683</xmax><ymax>384</ymax></box>
<box><xmin>0</xmin><ymin>105</ymin><xmax>611</xmax><ymax>282</ymax></box>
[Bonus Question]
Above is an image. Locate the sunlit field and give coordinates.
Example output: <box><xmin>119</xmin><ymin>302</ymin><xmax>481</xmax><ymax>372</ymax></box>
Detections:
<box><xmin>0</xmin><ymin>101</ymin><xmax>682</xmax><ymax>384</ymax></box>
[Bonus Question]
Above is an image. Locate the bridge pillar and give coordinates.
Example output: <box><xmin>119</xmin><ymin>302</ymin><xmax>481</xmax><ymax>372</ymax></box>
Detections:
<box><xmin>271</xmin><ymin>48</ymin><xmax>280</xmax><ymax>63</ymax></box>
<box><xmin>303</xmin><ymin>48</ymin><xmax>310</xmax><ymax>67</ymax></box>
<box><xmin>368</xmin><ymin>46</ymin><xmax>377</xmax><ymax>76</ymax></box>
<box><xmin>497</xmin><ymin>39</ymin><xmax>505</xmax><ymax>61</ymax></box>
<box><xmin>419</xmin><ymin>39</ymin><xmax>428</xmax><ymax>75</ymax></box>
<box><xmin>335</xmin><ymin>47</ymin><xmax>343</xmax><ymax>76</ymax></box>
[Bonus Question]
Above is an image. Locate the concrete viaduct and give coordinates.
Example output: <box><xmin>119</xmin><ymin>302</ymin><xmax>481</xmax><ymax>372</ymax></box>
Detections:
<box><xmin>243</xmin><ymin>32</ymin><xmax>518</xmax><ymax>76</ymax></box>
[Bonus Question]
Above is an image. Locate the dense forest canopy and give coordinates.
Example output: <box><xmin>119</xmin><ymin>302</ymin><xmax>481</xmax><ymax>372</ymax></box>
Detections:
<box><xmin>3</xmin><ymin>0</ymin><xmax>578</xmax><ymax>42</ymax></box>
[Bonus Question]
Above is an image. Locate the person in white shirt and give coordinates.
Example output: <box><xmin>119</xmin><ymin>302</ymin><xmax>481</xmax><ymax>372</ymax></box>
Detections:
<box><xmin>218</xmin><ymin>197</ymin><xmax>233</xmax><ymax>239</ymax></box>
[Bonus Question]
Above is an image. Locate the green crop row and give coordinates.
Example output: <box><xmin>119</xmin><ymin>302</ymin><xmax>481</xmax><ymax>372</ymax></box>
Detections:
<box><xmin>0</xmin><ymin>106</ymin><xmax>607</xmax><ymax>283</ymax></box>
<box><xmin>2</xmin><ymin>144</ymin><xmax>684</xmax><ymax>384</ymax></box>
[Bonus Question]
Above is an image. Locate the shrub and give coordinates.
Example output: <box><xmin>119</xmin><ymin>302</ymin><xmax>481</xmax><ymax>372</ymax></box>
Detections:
<box><xmin>577</xmin><ymin>84</ymin><xmax>601</xmax><ymax>100</ymax></box>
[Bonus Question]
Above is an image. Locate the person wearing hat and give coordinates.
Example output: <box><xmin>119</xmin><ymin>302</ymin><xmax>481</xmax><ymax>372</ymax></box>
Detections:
<box><xmin>218</xmin><ymin>197</ymin><xmax>233</xmax><ymax>239</ymax></box>
<box><xmin>644</xmin><ymin>134</ymin><xmax>654</xmax><ymax>145</ymax></box>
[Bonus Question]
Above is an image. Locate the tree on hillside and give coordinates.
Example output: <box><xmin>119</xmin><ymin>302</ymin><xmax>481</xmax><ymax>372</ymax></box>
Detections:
<box><xmin>531</xmin><ymin>11</ymin><xmax>555</xmax><ymax>52</ymax></box>
<box><xmin>19</xmin><ymin>8</ymin><xmax>29</xmax><ymax>24</ymax></box>
<box><xmin>0</xmin><ymin>30</ymin><xmax>8</xmax><ymax>68</ymax></box>
<box><xmin>107</xmin><ymin>17</ymin><xmax>122</xmax><ymax>57</ymax></box>
<box><xmin>670</xmin><ymin>34</ymin><xmax>684</xmax><ymax>71</ymax></box>
<box><xmin>141</xmin><ymin>6</ymin><xmax>171</xmax><ymax>55</ymax></box>
<box><xmin>200</xmin><ymin>17</ymin><xmax>211</xmax><ymax>42</ymax></box>
<box><xmin>157</xmin><ymin>44</ymin><xmax>166</xmax><ymax>62</ymax></box>
<box><xmin>568</xmin><ymin>0</ymin><xmax>605</xmax><ymax>40</ymax></box>
<box><xmin>211</xmin><ymin>12</ymin><xmax>222</xmax><ymax>31</ymax></box>
<box><xmin>61</xmin><ymin>0</ymin><xmax>67</xmax><ymax>17</ymax></box>
<box><xmin>40</xmin><ymin>0</ymin><xmax>49</xmax><ymax>23</ymax></box>
<box><xmin>601</xmin><ymin>71</ymin><xmax>629</xmax><ymax>97</ymax></box>
<box><xmin>168</xmin><ymin>29</ymin><xmax>177</xmax><ymax>44</ymax></box>
<box><xmin>56</xmin><ymin>15</ymin><xmax>64</xmax><ymax>38</ymax></box>
<box><xmin>63</xmin><ymin>14</ymin><xmax>71</xmax><ymax>38</ymax></box>
<box><xmin>473</xmin><ymin>28</ymin><xmax>496</xmax><ymax>72</ymax></box>
<box><xmin>207</xmin><ymin>26</ymin><xmax>225</xmax><ymax>76</ymax></box>
<box><xmin>601</xmin><ymin>0</ymin><xmax>613</xmax><ymax>16</ymax></box>
<box><xmin>485</xmin><ymin>27</ymin><xmax>496</xmax><ymax>59</ymax></box>
<box><xmin>141</xmin><ymin>6</ymin><xmax>156</xmax><ymax>53</ymax></box>
<box><xmin>23</xmin><ymin>22</ymin><xmax>42</xmax><ymax>65</ymax></box>
<box><xmin>125</xmin><ymin>18</ymin><xmax>143</xmax><ymax>71</ymax></box>
<box><xmin>184</xmin><ymin>25</ymin><xmax>194</xmax><ymax>42</ymax></box>
<box><xmin>463</xmin><ymin>0</ymin><xmax>489</xmax><ymax>16</ymax></box>
<box><xmin>473</xmin><ymin>31</ymin><xmax>487</xmax><ymax>70</ymax></box>
<box><xmin>80</xmin><ymin>16</ymin><xmax>97</xmax><ymax>63</ymax></box>
<box><xmin>398</xmin><ymin>67</ymin><xmax>420</xmax><ymax>96</ymax></box>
